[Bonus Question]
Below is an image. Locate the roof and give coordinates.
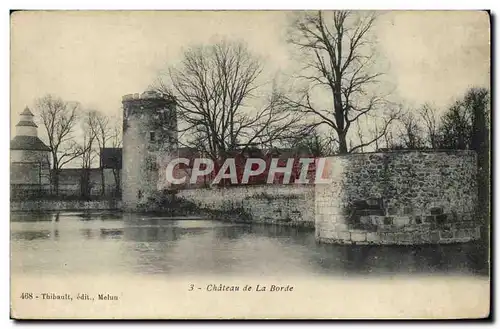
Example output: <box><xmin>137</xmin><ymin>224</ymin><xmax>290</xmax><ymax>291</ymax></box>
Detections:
<box><xmin>10</xmin><ymin>135</ymin><xmax>50</xmax><ymax>151</ymax></box>
<box><xmin>100</xmin><ymin>148</ymin><xmax>122</xmax><ymax>169</ymax></box>
<box><xmin>176</xmin><ymin>147</ymin><xmax>203</xmax><ymax>159</ymax></box>
<box><xmin>20</xmin><ymin>107</ymin><xmax>34</xmax><ymax>116</ymax></box>
<box><xmin>240</xmin><ymin>147</ymin><xmax>264</xmax><ymax>158</ymax></box>
<box><xmin>16</xmin><ymin>120</ymin><xmax>38</xmax><ymax>127</ymax></box>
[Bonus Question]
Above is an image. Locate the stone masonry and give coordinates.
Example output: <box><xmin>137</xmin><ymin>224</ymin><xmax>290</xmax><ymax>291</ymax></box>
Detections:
<box><xmin>315</xmin><ymin>150</ymin><xmax>480</xmax><ymax>245</ymax></box>
<box><xmin>178</xmin><ymin>185</ymin><xmax>315</xmax><ymax>228</ymax></box>
<box><xmin>122</xmin><ymin>91</ymin><xmax>178</xmax><ymax>210</ymax></box>
<box><xmin>119</xmin><ymin>91</ymin><xmax>481</xmax><ymax>245</ymax></box>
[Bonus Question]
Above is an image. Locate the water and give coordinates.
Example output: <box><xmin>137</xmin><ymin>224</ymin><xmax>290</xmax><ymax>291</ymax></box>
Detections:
<box><xmin>10</xmin><ymin>212</ymin><xmax>488</xmax><ymax>278</ymax></box>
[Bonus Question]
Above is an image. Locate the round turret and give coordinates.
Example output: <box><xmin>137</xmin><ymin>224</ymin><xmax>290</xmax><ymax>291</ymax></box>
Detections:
<box><xmin>10</xmin><ymin>107</ymin><xmax>51</xmax><ymax>193</ymax></box>
<box><xmin>121</xmin><ymin>91</ymin><xmax>178</xmax><ymax>210</ymax></box>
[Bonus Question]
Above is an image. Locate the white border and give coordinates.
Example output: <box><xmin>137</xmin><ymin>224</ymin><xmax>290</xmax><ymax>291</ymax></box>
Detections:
<box><xmin>1</xmin><ymin>1</ymin><xmax>496</xmax><ymax>327</ymax></box>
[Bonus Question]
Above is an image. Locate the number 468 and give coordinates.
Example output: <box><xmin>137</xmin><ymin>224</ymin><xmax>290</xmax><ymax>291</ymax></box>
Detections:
<box><xmin>20</xmin><ymin>293</ymin><xmax>33</xmax><ymax>299</ymax></box>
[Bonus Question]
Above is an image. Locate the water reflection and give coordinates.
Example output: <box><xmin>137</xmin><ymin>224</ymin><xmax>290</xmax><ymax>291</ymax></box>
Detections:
<box><xmin>310</xmin><ymin>243</ymin><xmax>489</xmax><ymax>276</ymax></box>
<box><xmin>100</xmin><ymin>228</ymin><xmax>124</xmax><ymax>239</ymax></box>
<box><xmin>11</xmin><ymin>212</ymin><xmax>55</xmax><ymax>222</ymax></box>
<box><xmin>81</xmin><ymin>228</ymin><xmax>94</xmax><ymax>239</ymax></box>
<box><xmin>10</xmin><ymin>212</ymin><xmax>488</xmax><ymax>277</ymax></box>
<box><xmin>11</xmin><ymin>230</ymin><xmax>52</xmax><ymax>241</ymax></box>
<box><xmin>214</xmin><ymin>224</ymin><xmax>252</xmax><ymax>241</ymax></box>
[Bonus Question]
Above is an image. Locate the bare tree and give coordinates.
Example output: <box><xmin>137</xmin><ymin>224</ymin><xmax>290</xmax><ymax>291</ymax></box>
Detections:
<box><xmin>419</xmin><ymin>103</ymin><xmax>440</xmax><ymax>149</ymax></box>
<box><xmin>395</xmin><ymin>110</ymin><xmax>425</xmax><ymax>149</ymax></box>
<box><xmin>439</xmin><ymin>101</ymin><xmax>473</xmax><ymax>150</ymax></box>
<box><xmin>382</xmin><ymin>129</ymin><xmax>397</xmax><ymax>150</ymax></box>
<box><xmin>368</xmin><ymin>120</ymin><xmax>384</xmax><ymax>151</ymax></box>
<box><xmin>465</xmin><ymin>87</ymin><xmax>490</xmax><ymax>236</ymax></box>
<box><xmin>437</xmin><ymin>87</ymin><xmax>489</xmax><ymax>151</ymax></box>
<box><xmin>78</xmin><ymin>112</ymin><xmax>98</xmax><ymax>169</ymax></box>
<box><xmin>110</xmin><ymin>121</ymin><xmax>122</xmax><ymax>149</ymax></box>
<box><xmin>436</xmin><ymin>87</ymin><xmax>490</xmax><ymax>234</ymax></box>
<box><xmin>288</xmin><ymin>127</ymin><xmax>337</xmax><ymax>156</ymax></box>
<box><xmin>36</xmin><ymin>94</ymin><xmax>82</xmax><ymax>195</ymax></box>
<box><xmin>353</xmin><ymin>121</ymin><xmax>365</xmax><ymax>153</ymax></box>
<box><xmin>284</xmin><ymin>10</ymin><xmax>397</xmax><ymax>154</ymax></box>
<box><xmin>109</xmin><ymin>120</ymin><xmax>123</xmax><ymax>195</ymax></box>
<box><xmin>88</xmin><ymin>110</ymin><xmax>113</xmax><ymax>195</ymax></box>
<box><xmin>467</xmin><ymin>87</ymin><xmax>490</xmax><ymax>153</ymax></box>
<box><xmin>78</xmin><ymin>111</ymin><xmax>98</xmax><ymax>197</ymax></box>
<box><xmin>156</xmin><ymin>40</ymin><xmax>302</xmax><ymax>160</ymax></box>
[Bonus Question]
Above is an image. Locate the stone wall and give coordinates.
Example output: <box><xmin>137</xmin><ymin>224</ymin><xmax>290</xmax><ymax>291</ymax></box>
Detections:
<box><xmin>122</xmin><ymin>92</ymin><xmax>177</xmax><ymax>211</ymax></box>
<box><xmin>57</xmin><ymin>168</ymin><xmax>121</xmax><ymax>196</ymax></box>
<box><xmin>11</xmin><ymin>200</ymin><xmax>122</xmax><ymax>212</ymax></box>
<box><xmin>315</xmin><ymin>150</ymin><xmax>480</xmax><ymax>245</ymax></box>
<box><xmin>178</xmin><ymin>185</ymin><xmax>315</xmax><ymax>228</ymax></box>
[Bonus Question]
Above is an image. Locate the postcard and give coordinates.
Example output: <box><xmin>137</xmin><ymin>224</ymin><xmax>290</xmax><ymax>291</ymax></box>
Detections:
<box><xmin>10</xmin><ymin>10</ymin><xmax>490</xmax><ymax>319</ymax></box>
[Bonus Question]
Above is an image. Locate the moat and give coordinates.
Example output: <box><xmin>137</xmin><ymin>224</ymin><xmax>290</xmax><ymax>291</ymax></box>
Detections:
<box><xmin>10</xmin><ymin>212</ymin><xmax>488</xmax><ymax>277</ymax></box>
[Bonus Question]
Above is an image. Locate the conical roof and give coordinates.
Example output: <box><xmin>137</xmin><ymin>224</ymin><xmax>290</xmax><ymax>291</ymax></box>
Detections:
<box><xmin>16</xmin><ymin>120</ymin><xmax>38</xmax><ymax>127</ymax></box>
<box><xmin>10</xmin><ymin>135</ymin><xmax>51</xmax><ymax>151</ymax></box>
<box><xmin>16</xmin><ymin>106</ymin><xmax>38</xmax><ymax>127</ymax></box>
<box><xmin>20</xmin><ymin>106</ymin><xmax>34</xmax><ymax>116</ymax></box>
<box><xmin>11</xmin><ymin>106</ymin><xmax>50</xmax><ymax>151</ymax></box>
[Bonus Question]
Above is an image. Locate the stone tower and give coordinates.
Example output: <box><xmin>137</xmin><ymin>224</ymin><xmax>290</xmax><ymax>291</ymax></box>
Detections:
<box><xmin>121</xmin><ymin>91</ymin><xmax>178</xmax><ymax>210</ymax></box>
<box><xmin>10</xmin><ymin>107</ymin><xmax>51</xmax><ymax>194</ymax></box>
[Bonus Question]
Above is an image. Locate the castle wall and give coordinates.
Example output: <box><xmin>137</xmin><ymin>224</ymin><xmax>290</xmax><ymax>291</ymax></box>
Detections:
<box><xmin>57</xmin><ymin>168</ymin><xmax>121</xmax><ymax>196</ymax></box>
<box><xmin>178</xmin><ymin>185</ymin><xmax>315</xmax><ymax>228</ymax></box>
<box><xmin>177</xmin><ymin>151</ymin><xmax>481</xmax><ymax>244</ymax></box>
<box><xmin>117</xmin><ymin>92</ymin><xmax>482</xmax><ymax>245</ymax></box>
<box><xmin>122</xmin><ymin>93</ymin><xmax>177</xmax><ymax>210</ymax></box>
<box><xmin>315</xmin><ymin>150</ymin><xmax>481</xmax><ymax>245</ymax></box>
<box><xmin>10</xmin><ymin>199</ymin><xmax>121</xmax><ymax>211</ymax></box>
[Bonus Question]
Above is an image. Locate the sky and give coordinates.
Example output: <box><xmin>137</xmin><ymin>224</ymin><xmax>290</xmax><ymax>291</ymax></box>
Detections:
<box><xmin>10</xmin><ymin>10</ymin><xmax>490</xmax><ymax>136</ymax></box>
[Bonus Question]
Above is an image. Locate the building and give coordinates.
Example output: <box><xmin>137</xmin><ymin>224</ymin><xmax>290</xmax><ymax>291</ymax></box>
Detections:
<box><xmin>10</xmin><ymin>107</ymin><xmax>51</xmax><ymax>198</ymax></box>
<box><xmin>55</xmin><ymin>148</ymin><xmax>122</xmax><ymax>197</ymax></box>
<box><xmin>121</xmin><ymin>91</ymin><xmax>178</xmax><ymax>210</ymax></box>
<box><xmin>100</xmin><ymin>147</ymin><xmax>122</xmax><ymax>196</ymax></box>
<box><xmin>9</xmin><ymin>93</ymin><xmax>313</xmax><ymax>202</ymax></box>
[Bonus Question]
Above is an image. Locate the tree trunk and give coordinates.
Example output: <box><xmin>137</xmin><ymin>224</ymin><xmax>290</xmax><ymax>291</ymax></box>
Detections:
<box><xmin>337</xmin><ymin>130</ymin><xmax>348</xmax><ymax>154</ymax></box>
<box><xmin>52</xmin><ymin>169</ymin><xmax>60</xmax><ymax>196</ymax></box>
<box><xmin>112</xmin><ymin>168</ymin><xmax>120</xmax><ymax>198</ymax></box>
<box><xmin>101</xmin><ymin>168</ymin><xmax>105</xmax><ymax>196</ymax></box>
<box><xmin>80</xmin><ymin>169</ymin><xmax>91</xmax><ymax>199</ymax></box>
<box><xmin>334</xmin><ymin>91</ymin><xmax>348</xmax><ymax>154</ymax></box>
